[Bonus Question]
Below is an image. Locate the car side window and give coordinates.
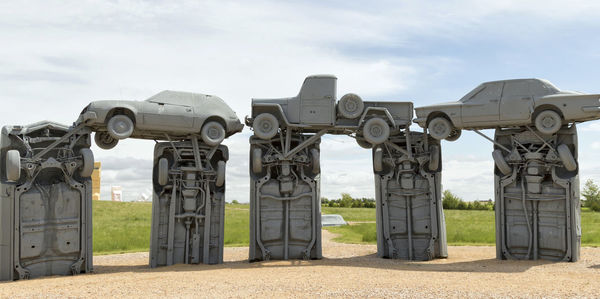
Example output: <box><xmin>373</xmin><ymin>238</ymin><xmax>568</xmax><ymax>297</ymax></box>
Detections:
<box><xmin>530</xmin><ymin>81</ymin><xmax>556</xmax><ymax>96</ymax></box>
<box><xmin>503</xmin><ymin>81</ymin><xmax>530</xmax><ymax>97</ymax></box>
<box><xmin>467</xmin><ymin>82</ymin><xmax>502</xmax><ymax>103</ymax></box>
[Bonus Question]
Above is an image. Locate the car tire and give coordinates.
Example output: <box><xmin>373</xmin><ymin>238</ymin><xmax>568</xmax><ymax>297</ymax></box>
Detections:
<box><xmin>534</xmin><ymin>110</ymin><xmax>562</xmax><ymax>135</ymax></box>
<box><xmin>373</xmin><ymin>147</ymin><xmax>384</xmax><ymax>172</ymax></box>
<box><xmin>107</xmin><ymin>114</ymin><xmax>135</xmax><ymax>140</ymax></box>
<box><xmin>253</xmin><ymin>113</ymin><xmax>279</xmax><ymax>140</ymax></box>
<box><xmin>557</xmin><ymin>144</ymin><xmax>577</xmax><ymax>171</ymax></box>
<box><xmin>310</xmin><ymin>148</ymin><xmax>320</xmax><ymax>174</ymax></box>
<box><xmin>94</xmin><ymin>132</ymin><xmax>119</xmax><ymax>150</ymax></box>
<box><xmin>158</xmin><ymin>158</ymin><xmax>169</xmax><ymax>186</ymax></box>
<box><xmin>363</xmin><ymin>117</ymin><xmax>390</xmax><ymax>145</ymax></box>
<box><xmin>356</xmin><ymin>138</ymin><xmax>373</xmax><ymax>149</ymax></box>
<box><xmin>445</xmin><ymin>129</ymin><xmax>462</xmax><ymax>142</ymax></box>
<box><xmin>6</xmin><ymin>150</ymin><xmax>21</xmax><ymax>182</ymax></box>
<box><xmin>215</xmin><ymin>161</ymin><xmax>226</xmax><ymax>187</ymax></box>
<box><xmin>428</xmin><ymin>145</ymin><xmax>440</xmax><ymax>172</ymax></box>
<box><xmin>79</xmin><ymin>148</ymin><xmax>95</xmax><ymax>177</ymax></box>
<box><xmin>427</xmin><ymin>117</ymin><xmax>453</xmax><ymax>140</ymax></box>
<box><xmin>338</xmin><ymin>93</ymin><xmax>364</xmax><ymax>119</ymax></box>
<box><xmin>252</xmin><ymin>148</ymin><xmax>263</xmax><ymax>174</ymax></box>
<box><xmin>492</xmin><ymin>149</ymin><xmax>512</xmax><ymax>176</ymax></box>
<box><xmin>201</xmin><ymin>121</ymin><xmax>226</xmax><ymax>146</ymax></box>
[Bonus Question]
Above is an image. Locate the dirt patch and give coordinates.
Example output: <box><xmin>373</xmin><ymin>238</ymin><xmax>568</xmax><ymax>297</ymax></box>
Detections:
<box><xmin>1</xmin><ymin>230</ymin><xmax>599</xmax><ymax>298</ymax></box>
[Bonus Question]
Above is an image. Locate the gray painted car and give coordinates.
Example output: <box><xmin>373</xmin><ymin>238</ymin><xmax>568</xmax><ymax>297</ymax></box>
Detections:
<box><xmin>414</xmin><ymin>79</ymin><xmax>600</xmax><ymax>140</ymax></box>
<box><xmin>247</xmin><ymin>74</ymin><xmax>413</xmax><ymax>148</ymax></box>
<box><xmin>77</xmin><ymin>90</ymin><xmax>244</xmax><ymax>149</ymax></box>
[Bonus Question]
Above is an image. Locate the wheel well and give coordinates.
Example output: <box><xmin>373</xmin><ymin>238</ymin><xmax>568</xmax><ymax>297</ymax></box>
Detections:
<box><xmin>426</xmin><ymin>112</ymin><xmax>452</xmax><ymax>127</ymax></box>
<box><xmin>202</xmin><ymin>116</ymin><xmax>227</xmax><ymax>131</ymax></box>
<box><xmin>532</xmin><ymin>105</ymin><xmax>563</xmax><ymax>121</ymax></box>
<box><xmin>106</xmin><ymin>108</ymin><xmax>136</xmax><ymax>125</ymax></box>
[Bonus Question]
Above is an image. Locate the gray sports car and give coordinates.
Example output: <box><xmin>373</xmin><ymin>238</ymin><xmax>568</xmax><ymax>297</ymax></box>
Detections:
<box><xmin>77</xmin><ymin>90</ymin><xmax>244</xmax><ymax>149</ymax></box>
<box><xmin>414</xmin><ymin>79</ymin><xmax>600</xmax><ymax>140</ymax></box>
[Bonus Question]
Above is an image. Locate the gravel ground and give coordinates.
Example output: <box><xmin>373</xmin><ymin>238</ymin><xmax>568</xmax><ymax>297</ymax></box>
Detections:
<box><xmin>1</xmin><ymin>230</ymin><xmax>600</xmax><ymax>298</ymax></box>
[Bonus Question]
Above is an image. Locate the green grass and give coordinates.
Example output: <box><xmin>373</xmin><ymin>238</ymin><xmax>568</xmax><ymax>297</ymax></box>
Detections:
<box><xmin>582</xmin><ymin>211</ymin><xmax>600</xmax><ymax>246</ymax></box>
<box><xmin>92</xmin><ymin>201</ymin><xmax>600</xmax><ymax>254</ymax></box>
<box><xmin>324</xmin><ymin>209</ymin><xmax>600</xmax><ymax>247</ymax></box>
<box><xmin>93</xmin><ymin>201</ymin><xmax>153</xmax><ymax>255</ymax></box>
<box><xmin>93</xmin><ymin>202</ymin><xmax>252</xmax><ymax>254</ymax></box>
<box><xmin>321</xmin><ymin>207</ymin><xmax>375</xmax><ymax>221</ymax></box>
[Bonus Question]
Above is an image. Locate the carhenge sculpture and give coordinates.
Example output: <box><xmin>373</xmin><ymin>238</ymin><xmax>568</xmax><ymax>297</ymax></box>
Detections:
<box><xmin>0</xmin><ymin>121</ymin><xmax>94</xmax><ymax>280</ymax></box>
<box><xmin>246</xmin><ymin>74</ymin><xmax>446</xmax><ymax>261</ymax></box>
<box><xmin>414</xmin><ymin>78</ymin><xmax>597</xmax><ymax>261</ymax></box>
<box><xmin>76</xmin><ymin>90</ymin><xmax>243</xmax><ymax>267</ymax></box>
<box><xmin>0</xmin><ymin>90</ymin><xmax>242</xmax><ymax>281</ymax></box>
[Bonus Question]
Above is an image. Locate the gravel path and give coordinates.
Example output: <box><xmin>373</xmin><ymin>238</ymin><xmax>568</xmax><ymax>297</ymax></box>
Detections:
<box><xmin>1</xmin><ymin>230</ymin><xmax>600</xmax><ymax>298</ymax></box>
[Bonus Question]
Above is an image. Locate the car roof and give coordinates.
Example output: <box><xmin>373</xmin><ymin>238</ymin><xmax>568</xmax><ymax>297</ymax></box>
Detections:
<box><xmin>481</xmin><ymin>78</ymin><xmax>551</xmax><ymax>85</ymax></box>
<box><xmin>146</xmin><ymin>90</ymin><xmax>218</xmax><ymax>106</ymax></box>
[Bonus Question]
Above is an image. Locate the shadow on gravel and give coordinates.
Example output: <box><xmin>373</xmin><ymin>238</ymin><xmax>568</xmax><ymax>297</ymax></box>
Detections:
<box><xmin>92</xmin><ymin>253</ymin><xmax>548</xmax><ymax>275</ymax></box>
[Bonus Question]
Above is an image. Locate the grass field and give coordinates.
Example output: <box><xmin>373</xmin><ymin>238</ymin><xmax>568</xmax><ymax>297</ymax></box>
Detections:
<box><xmin>92</xmin><ymin>201</ymin><xmax>600</xmax><ymax>254</ymax></box>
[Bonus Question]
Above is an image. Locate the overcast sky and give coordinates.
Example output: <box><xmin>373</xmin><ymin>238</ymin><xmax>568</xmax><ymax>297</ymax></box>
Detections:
<box><xmin>2</xmin><ymin>0</ymin><xmax>600</xmax><ymax>202</ymax></box>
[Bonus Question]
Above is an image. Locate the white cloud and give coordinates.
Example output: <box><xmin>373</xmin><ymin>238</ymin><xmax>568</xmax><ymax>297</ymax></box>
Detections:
<box><xmin>2</xmin><ymin>0</ymin><xmax>600</xmax><ymax>203</ymax></box>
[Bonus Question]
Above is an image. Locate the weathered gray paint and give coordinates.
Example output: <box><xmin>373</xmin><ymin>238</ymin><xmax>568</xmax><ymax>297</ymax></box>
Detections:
<box><xmin>249</xmin><ymin>135</ymin><xmax>322</xmax><ymax>261</ymax></box>
<box><xmin>414</xmin><ymin>79</ymin><xmax>600</xmax><ymax>140</ymax></box>
<box><xmin>0</xmin><ymin>121</ymin><xmax>93</xmax><ymax>280</ymax></box>
<box><xmin>374</xmin><ymin>131</ymin><xmax>447</xmax><ymax>260</ymax></box>
<box><xmin>77</xmin><ymin>90</ymin><xmax>244</xmax><ymax>140</ymax></box>
<box><xmin>494</xmin><ymin>125</ymin><xmax>581</xmax><ymax>261</ymax></box>
<box><xmin>149</xmin><ymin>140</ymin><xmax>227</xmax><ymax>267</ymax></box>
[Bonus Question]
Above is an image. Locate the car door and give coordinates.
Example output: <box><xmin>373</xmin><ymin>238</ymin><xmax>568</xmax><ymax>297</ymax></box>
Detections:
<box><xmin>500</xmin><ymin>80</ymin><xmax>534</xmax><ymax>122</ymax></box>
<box><xmin>140</xmin><ymin>101</ymin><xmax>196</xmax><ymax>132</ymax></box>
<box><xmin>460</xmin><ymin>82</ymin><xmax>503</xmax><ymax>125</ymax></box>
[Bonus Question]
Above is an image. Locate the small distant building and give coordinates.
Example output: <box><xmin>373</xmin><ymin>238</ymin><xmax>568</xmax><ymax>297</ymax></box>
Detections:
<box><xmin>111</xmin><ymin>186</ymin><xmax>123</xmax><ymax>202</ymax></box>
<box><xmin>92</xmin><ymin>162</ymin><xmax>101</xmax><ymax>200</ymax></box>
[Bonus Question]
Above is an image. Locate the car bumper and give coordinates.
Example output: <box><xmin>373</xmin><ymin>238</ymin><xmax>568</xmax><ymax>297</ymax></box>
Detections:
<box><xmin>413</xmin><ymin>117</ymin><xmax>427</xmax><ymax>128</ymax></box>
<box><xmin>76</xmin><ymin>111</ymin><xmax>98</xmax><ymax>125</ymax></box>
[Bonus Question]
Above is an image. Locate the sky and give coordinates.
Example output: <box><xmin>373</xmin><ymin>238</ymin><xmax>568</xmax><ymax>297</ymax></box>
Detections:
<box><xmin>1</xmin><ymin>0</ymin><xmax>600</xmax><ymax>202</ymax></box>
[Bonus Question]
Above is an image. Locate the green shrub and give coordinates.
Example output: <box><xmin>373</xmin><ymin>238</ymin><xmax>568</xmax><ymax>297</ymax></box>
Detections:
<box><xmin>582</xmin><ymin>179</ymin><xmax>600</xmax><ymax>212</ymax></box>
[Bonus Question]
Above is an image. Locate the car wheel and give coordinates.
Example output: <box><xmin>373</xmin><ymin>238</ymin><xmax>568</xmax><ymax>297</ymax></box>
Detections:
<box><xmin>427</xmin><ymin>117</ymin><xmax>453</xmax><ymax>140</ymax></box>
<box><xmin>201</xmin><ymin>121</ymin><xmax>226</xmax><ymax>146</ymax></box>
<box><xmin>158</xmin><ymin>158</ymin><xmax>169</xmax><ymax>186</ymax></box>
<box><xmin>107</xmin><ymin>114</ymin><xmax>134</xmax><ymax>140</ymax></box>
<box><xmin>492</xmin><ymin>149</ymin><xmax>512</xmax><ymax>176</ymax></box>
<box><xmin>253</xmin><ymin>113</ymin><xmax>279</xmax><ymax>140</ymax></box>
<box><xmin>557</xmin><ymin>144</ymin><xmax>577</xmax><ymax>171</ymax></box>
<box><xmin>534</xmin><ymin>110</ymin><xmax>562</xmax><ymax>135</ymax></box>
<box><xmin>428</xmin><ymin>145</ymin><xmax>440</xmax><ymax>172</ymax></box>
<box><xmin>338</xmin><ymin>93</ymin><xmax>364</xmax><ymax>119</ymax></box>
<box><xmin>215</xmin><ymin>161</ymin><xmax>226</xmax><ymax>187</ymax></box>
<box><xmin>356</xmin><ymin>138</ymin><xmax>373</xmax><ymax>149</ymax></box>
<box><xmin>94</xmin><ymin>132</ymin><xmax>119</xmax><ymax>150</ymax></box>
<box><xmin>310</xmin><ymin>148</ymin><xmax>320</xmax><ymax>174</ymax></box>
<box><xmin>252</xmin><ymin>148</ymin><xmax>263</xmax><ymax>174</ymax></box>
<box><xmin>373</xmin><ymin>147</ymin><xmax>384</xmax><ymax>172</ymax></box>
<box><xmin>445</xmin><ymin>129</ymin><xmax>462</xmax><ymax>142</ymax></box>
<box><xmin>79</xmin><ymin>148</ymin><xmax>95</xmax><ymax>177</ymax></box>
<box><xmin>6</xmin><ymin>150</ymin><xmax>21</xmax><ymax>181</ymax></box>
<box><xmin>363</xmin><ymin>117</ymin><xmax>390</xmax><ymax>145</ymax></box>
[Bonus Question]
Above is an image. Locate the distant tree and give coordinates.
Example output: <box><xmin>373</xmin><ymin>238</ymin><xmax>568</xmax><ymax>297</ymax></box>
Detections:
<box><xmin>321</xmin><ymin>197</ymin><xmax>329</xmax><ymax>205</ymax></box>
<box><xmin>582</xmin><ymin>179</ymin><xmax>600</xmax><ymax>212</ymax></box>
<box><xmin>231</xmin><ymin>200</ymin><xmax>239</xmax><ymax>205</ymax></box>
<box><xmin>340</xmin><ymin>193</ymin><xmax>353</xmax><ymax>208</ymax></box>
<box><xmin>442</xmin><ymin>190</ymin><xmax>462</xmax><ymax>209</ymax></box>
